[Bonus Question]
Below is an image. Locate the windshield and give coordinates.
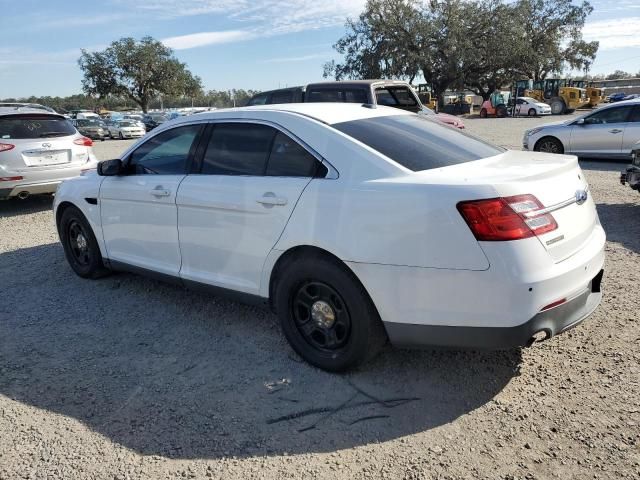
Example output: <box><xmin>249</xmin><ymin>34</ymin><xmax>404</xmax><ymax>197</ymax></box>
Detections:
<box><xmin>521</xmin><ymin>97</ymin><xmax>538</xmax><ymax>103</ymax></box>
<box><xmin>0</xmin><ymin>114</ymin><xmax>76</xmax><ymax>139</ymax></box>
<box><xmin>77</xmin><ymin>119</ymin><xmax>102</xmax><ymax>126</ymax></box>
<box><xmin>119</xmin><ymin>121</ymin><xmax>134</xmax><ymax>127</ymax></box>
<box><xmin>332</xmin><ymin>114</ymin><xmax>504</xmax><ymax>172</ymax></box>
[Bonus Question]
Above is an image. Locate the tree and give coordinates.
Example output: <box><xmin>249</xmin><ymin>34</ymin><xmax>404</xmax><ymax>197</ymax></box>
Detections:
<box><xmin>324</xmin><ymin>0</ymin><xmax>599</xmax><ymax>102</ymax></box>
<box><xmin>606</xmin><ymin>70</ymin><xmax>634</xmax><ymax>80</ymax></box>
<box><xmin>79</xmin><ymin>36</ymin><xmax>203</xmax><ymax>113</ymax></box>
<box><xmin>514</xmin><ymin>0</ymin><xmax>598</xmax><ymax>81</ymax></box>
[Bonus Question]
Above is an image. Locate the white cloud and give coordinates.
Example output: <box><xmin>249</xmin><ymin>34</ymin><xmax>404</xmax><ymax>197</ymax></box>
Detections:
<box><xmin>583</xmin><ymin>17</ymin><xmax>640</xmax><ymax>50</ymax></box>
<box><xmin>162</xmin><ymin>30</ymin><xmax>255</xmax><ymax>50</ymax></box>
<box><xmin>131</xmin><ymin>0</ymin><xmax>366</xmax><ymax>50</ymax></box>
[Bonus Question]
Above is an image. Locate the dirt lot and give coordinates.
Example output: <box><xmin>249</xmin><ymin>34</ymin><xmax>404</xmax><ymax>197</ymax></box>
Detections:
<box><xmin>1</xmin><ymin>115</ymin><xmax>638</xmax><ymax>480</ymax></box>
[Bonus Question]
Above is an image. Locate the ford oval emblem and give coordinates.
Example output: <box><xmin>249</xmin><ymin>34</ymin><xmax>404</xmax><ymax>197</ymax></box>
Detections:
<box><xmin>575</xmin><ymin>189</ymin><xmax>588</xmax><ymax>205</ymax></box>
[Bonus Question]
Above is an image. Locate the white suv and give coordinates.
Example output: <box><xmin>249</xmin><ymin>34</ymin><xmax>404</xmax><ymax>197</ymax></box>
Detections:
<box><xmin>0</xmin><ymin>107</ymin><xmax>97</xmax><ymax>199</ymax></box>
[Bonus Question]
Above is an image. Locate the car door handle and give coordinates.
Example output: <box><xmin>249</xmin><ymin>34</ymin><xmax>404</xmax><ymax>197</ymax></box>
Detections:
<box><xmin>609</xmin><ymin>129</ymin><xmax>623</xmax><ymax>134</ymax></box>
<box><xmin>257</xmin><ymin>192</ymin><xmax>287</xmax><ymax>206</ymax></box>
<box><xmin>149</xmin><ymin>186</ymin><xmax>171</xmax><ymax>197</ymax></box>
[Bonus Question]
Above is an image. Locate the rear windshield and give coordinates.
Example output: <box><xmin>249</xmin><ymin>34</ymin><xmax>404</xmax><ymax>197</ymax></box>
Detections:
<box><xmin>0</xmin><ymin>114</ymin><xmax>76</xmax><ymax>139</ymax></box>
<box><xmin>375</xmin><ymin>87</ymin><xmax>418</xmax><ymax>107</ymax></box>
<box><xmin>77</xmin><ymin>119</ymin><xmax>103</xmax><ymax>126</ymax></box>
<box><xmin>119</xmin><ymin>121</ymin><xmax>134</xmax><ymax>127</ymax></box>
<box><xmin>332</xmin><ymin>114</ymin><xmax>504</xmax><ymax>171</ymax></box>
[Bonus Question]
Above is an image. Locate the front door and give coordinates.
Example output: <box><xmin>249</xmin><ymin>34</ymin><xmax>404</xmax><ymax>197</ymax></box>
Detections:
<box><xmin>100</xmin><ymin>124</ymin><xmax>203</xmax><ymax>276</ymax></box>
<box><xmin>177</xmin><ymin>122</ymin><xmax>326</xmax><ymax>295</ymax></box>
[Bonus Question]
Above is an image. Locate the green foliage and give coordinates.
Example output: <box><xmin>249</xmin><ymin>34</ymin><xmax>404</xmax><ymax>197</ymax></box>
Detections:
<box><xmin>79</xmin><ymin>36</ymin><xmax>203</xmax><ymax>112</ymax></box>
<box><xmin>325</xmin><ymin>0</ymin><xmax>599</xmax><ymax>101</ymax></box>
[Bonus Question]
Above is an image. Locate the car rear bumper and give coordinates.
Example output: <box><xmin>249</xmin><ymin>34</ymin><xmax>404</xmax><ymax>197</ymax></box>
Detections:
<box><xmin>0</xmin><ymin>179</ymin><xmax>63</xmax><ymax>197</ymax></box>
<box><xmin>384</xmin><ymin>269</ymin><xmax>603</xmax><ymax>348</ymax></box>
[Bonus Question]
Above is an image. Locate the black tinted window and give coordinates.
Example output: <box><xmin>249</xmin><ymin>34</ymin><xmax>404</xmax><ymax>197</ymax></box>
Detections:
<box><xmin>306</xmin><ymin>88</ymin><xmax>369</xmax><ymax>103</ymax></box>
<box><xmin>0</xmin><ymin>114</ymin><xmax>75</xmax><ymax>139</ymax></box>
<box><xmin>270</xmin><ymin>91</ymin><xmax>294</xmax><ymax>104</ymax></box>
<box><xmin>627</xmin><ymin>106</ymin><xmax>640</xmax><ymax>122</ymax></box>
<box><xmin>247</xmin><ymin>94</ymin><xmax>268</xmax><ymax>106</ymax></box>
<box><xmin>266</xmin><ymin>132</ymin><xmax>323</xmax><ymax>177</ymax></box>
<box><xmin>202</xmin><ymin>123</ymin><xmax>274</xmax><ymax>175</ymax></box>
<box><xmin>375</xmin><ymin>87</ymin><xmax>418</xmax><ymax>106</ymax></box>
<box><xmin>333</xmin><ymin>114</ymin><xmax>504</xmax><ymax>172</ymax></box>
<box><xmin>128</xmin><ymin>124</ymin><xmax>200</xmax><ymax>174</ymax></box>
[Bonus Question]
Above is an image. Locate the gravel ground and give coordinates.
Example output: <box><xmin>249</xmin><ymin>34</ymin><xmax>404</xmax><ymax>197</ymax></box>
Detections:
<box><xmin>0</xmin><ymin>114</ymin><xmax>638</xmax><ymax>480</ymax></box>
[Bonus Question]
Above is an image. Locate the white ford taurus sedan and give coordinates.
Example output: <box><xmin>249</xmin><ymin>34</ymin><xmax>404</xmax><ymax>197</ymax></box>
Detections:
<box><xmin>53</xmin><ymin>103</ymin><xmax>605</xmax><ymax>371</ymax></box>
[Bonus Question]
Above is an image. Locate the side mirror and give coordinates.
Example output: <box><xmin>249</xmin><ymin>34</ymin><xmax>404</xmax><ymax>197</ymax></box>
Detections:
<box><xmin>575</xmin><ymin>118</ymin><xmax>585</xmax><ymax>125</ymax></box>
<box><xmin>97</xmin><ymin>159</ymin><xmax>123</xmax><ymax>176</ymax></box>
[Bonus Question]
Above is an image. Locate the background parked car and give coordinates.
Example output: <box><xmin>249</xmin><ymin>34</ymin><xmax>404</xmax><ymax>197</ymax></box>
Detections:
<box><xmin>620</xmin><ymin>140</ymin><xmax>640</xmax><ymax>194</ymax></box>
<box><xmin>246</xmin><ymin>80</ymin><xmax>465</xmax><ymax>129</ymax></box>
<box><xmin>106</xmin><ymin>120</ymin><xmax>145</xmax><ymax>139</ymax></box>
<box><xmin>607</xmin><ymin>92</ymin><xmax>628</xmax><ymax>103</ymax></box>
<box><xmin>0</xmin><ymin>107</ymin><xmax>97</xmax><ymax>199</ymax></box>
<box><xmin>524</xmin><ymin>98</ymin><xmax>640</xmax><ymax>158</ymax></box>
<box><xmin>515</xmin><ymin>97</ymin><xmax>552</xmax><ymax>116</ymax></box>
<box><xmin>73</xmin><ymin>118</ymin><xmax>107</xmax><ymax>141</ymax></box>
<box><xmin>142</xmin><ymin>113</ymin><xmax>168</xmax><ymax>131</ymax></box>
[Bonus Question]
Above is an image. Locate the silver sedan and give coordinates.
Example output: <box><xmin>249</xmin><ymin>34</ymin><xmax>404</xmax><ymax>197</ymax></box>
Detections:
<box><xmin>523</xmin><ymin>99</ymin><xmax>640</xmax><ymax>159</ymax></box>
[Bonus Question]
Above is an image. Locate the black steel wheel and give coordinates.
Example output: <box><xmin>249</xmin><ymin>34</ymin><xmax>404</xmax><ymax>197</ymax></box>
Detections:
<box><xmin>275</xmin><ymin>253</ymin><xmax>387</xmax><ymax>372</ymax></box>
<box><xmin>58</xmin><ymin>206</ymin><xmax>110</xmax><ymax>279</ymax></box>
<box><xmin>291</xmin><ymin>281</ymin><xmax>351</xmax><ymax>352</ymax></box>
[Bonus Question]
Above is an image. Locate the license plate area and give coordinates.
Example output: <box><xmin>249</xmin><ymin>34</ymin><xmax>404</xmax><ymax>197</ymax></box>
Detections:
<box><xmin>23</xmin><ymin>149</ymin><xmax>71</xmax><ymax>166</ymax></box>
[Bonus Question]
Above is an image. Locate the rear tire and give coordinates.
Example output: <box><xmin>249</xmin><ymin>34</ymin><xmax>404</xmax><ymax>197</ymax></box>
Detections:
<box><xmin>534</xmin><ymin>136</ymin><xmax>564</xmax><ymax>154</ymax></box>
<box><xmin>58</xmin><ymin>206</ymin><xmax>110</xmax><ymax>279</ymax></box>
<box><xmin>528</xmin><ymin>108</ymin><xmax>537</xmax><ymax>117</ymax></box>
<box><xmin>274</xmin><ymin>254</ymin><xmax>387</xmax><ymax>372</ymax></box>
<box><xmin>496</xmin><ymin>105</ymin><xmax>507</xmax><ymax>118</ymax></box>
<box><xmin>119</xmin><ymin>132</ymin><xmax>124</xmax><ymax>140</ymax></box>
<box><xmin>479</xmin><ymin>108</ymin><xmax>487</xmax><ymax>118</ymax></box>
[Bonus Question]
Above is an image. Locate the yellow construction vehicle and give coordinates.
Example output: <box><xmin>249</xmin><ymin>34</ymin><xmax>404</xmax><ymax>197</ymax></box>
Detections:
<box><xmin>569</xmin><ymin>80</ymin><xmax>605</xmax><ymax>107</ymax></box>
<box><xmin>416</xmin><ymin>84</ymin><xmax>438</xmax><ymax>110</ymax></box>
<box><xmin>514</xmin><ymin>79</ymin><xmax>587</xmax><ymax>114</ymax></box>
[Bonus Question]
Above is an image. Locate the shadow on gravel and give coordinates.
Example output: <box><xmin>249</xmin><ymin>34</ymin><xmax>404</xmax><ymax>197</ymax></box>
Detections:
<box><xmin>0</xmin><ymin>243</ymin><xmax>521</xmax><ymax>459</ymax></box>
<box><xmin>596</xmin><ymin>202</ymin><xmax>640</xmax><ymax>254</ymax></box>
<box><xmin>0</xmin><ymin>195</ymin><xmax>53</xmax><ymax>218</ymax></box>
<box><xmin>579</xmin><ymin>158</ymin><xmax>628</xmax><ymax>172</ymax></box>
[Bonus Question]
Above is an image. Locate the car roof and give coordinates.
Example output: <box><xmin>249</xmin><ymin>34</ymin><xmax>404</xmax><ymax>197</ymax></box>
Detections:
<box><xmin>177</xmin><ymin>103</ymin><xmax>411</xmax><ymax>125</ymax></box>
<box><xmin>307</xmin><ymin>80</ymin><xmax>412</xmax><ymax>88</ymax></box>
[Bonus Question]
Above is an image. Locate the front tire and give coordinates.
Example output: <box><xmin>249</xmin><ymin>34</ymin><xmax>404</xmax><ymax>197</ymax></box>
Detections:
<box><xmin>496</xmin><ymin>105</ymin><xmax>507</xmax><ymax>118</ymax></box>
<box><xmin>479</xmin><ymin>108</ymin><xmax>487</xmax><ymax>118</ymax></box>
<box><xmin>119</xmin><ymin>132</ymin><xmax>124</xmax><ymax>140</ymax></box>
<box><xmin>58</xmin><ymin>206</ymin><xmax>110</xmax><ymax>279</ymax></box>
<box><xmin>534</xmin><ymin>136</ymin><xmax>564</xmax><ymax>154</ymax></box>
<box><xmin>274</xmin><ymin>254</ymin><xmax>387</xmax><ymax>372</ymax></box>
<box><xmin>550</xmin><ymin>99</ymin><xmax>565</xmax><ymax>115</ymax></box>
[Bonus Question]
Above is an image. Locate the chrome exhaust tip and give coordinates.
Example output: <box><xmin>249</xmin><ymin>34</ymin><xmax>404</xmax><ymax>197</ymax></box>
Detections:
<box><xmin>16</xmin><ymin>191</ymin><xmax>29</xmax><ymax>200</ymax></box>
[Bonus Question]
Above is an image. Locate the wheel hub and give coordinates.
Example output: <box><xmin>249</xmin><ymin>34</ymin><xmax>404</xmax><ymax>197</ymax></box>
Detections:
<box><xmin>311</xmin><ymin>300</ymin><xmax>335</xmax><ymax>328</ymax></box>
<box><xmin>76</xmin><ymin>233</ymin><xmax>87</xmax><ymax>250</ymax></box>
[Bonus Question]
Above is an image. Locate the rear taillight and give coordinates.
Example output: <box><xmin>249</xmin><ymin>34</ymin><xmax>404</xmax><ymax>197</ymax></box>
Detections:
<box><xmin>74</xmin><ymin>136</ymin><xmax>93</xmax><ymax>147</ymax></box>
<box><xmin>0</xmin><ymin>143</ymin><xmax>15</xmax><ymax>152</ymax></box>
<box><xmin>0</xmin><ymin>176</ymin><xmax>23</xmax><ymax>182</ymax></box>
<box><xmin>457</xmin><ymin>194</ymin><xmax>557</xmax><ymax>241</ymax></box>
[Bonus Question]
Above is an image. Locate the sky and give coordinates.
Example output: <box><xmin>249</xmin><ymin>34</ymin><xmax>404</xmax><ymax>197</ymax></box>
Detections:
<box><xmin>0</xmin><ymin>0</ymin><xmax>639</xmax><ymax>98</ymax></box>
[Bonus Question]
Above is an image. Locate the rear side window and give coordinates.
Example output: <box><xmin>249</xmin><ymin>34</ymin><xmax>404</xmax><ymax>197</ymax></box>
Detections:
<box><xmin>306</xmin><ymin>88</ymin><xmax>369</xmax><ymax>103</ymax></box>
<box><xmin>266</xmin><ymin>132</ymin><xmax>325</xmax><ymax>177</ymax></box>
<box><xmin>332</xmin><ymin>114</ymin><xmax>504</xmax><ymax>172</ymax></box>
<box><xmin>270</xmin><ymin>91</ymin><xmax>294</xmax><ymax>104</ymax></box>
<box><xmin>0</xmin><ymin>114</ymin><xmax>75</xmax><ymax>139</ymax></box>
<box><xmin>202</xmin><ymin>123</ymin><xmax>274</xmax><ymax>175</ymax></box>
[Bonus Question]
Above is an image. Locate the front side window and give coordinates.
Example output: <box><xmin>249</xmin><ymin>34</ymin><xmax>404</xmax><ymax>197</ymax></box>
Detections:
<box><xmin>128</xmin><ymin>124</ymin><xmax>201</xmax><ymax>175</ymax></box>
<box><xmin>333</xmin><ymin>114</ymin><xmax>504</xmax><ymax>172</ymax></box>
<box><xmin>585</xmin><ymin>106</ymin><xmax>633</xmax><ymax>124</ymax></box>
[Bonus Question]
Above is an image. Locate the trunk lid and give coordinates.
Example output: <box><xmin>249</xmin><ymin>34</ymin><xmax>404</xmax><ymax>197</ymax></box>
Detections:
<box><xmin>417</xmin><ymin>150</ymin><xmax>598</xmax><ymax>263</ymax></box>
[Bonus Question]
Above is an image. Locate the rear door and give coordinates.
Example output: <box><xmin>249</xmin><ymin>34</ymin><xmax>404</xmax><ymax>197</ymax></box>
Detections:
<box><xmin>176</xmin><ymin>121</ymin><xmax>326</xmax><ymax>294</ymax></box>
<box><xmin>99</xmin><ymin>123</ymin><xmax>203</xmax><ymax>276</ymax></box>
<box><xmin>569</xmin><ymin>105</ymin><xmax>633</xmax><ymax>157</ymax></box>
<box><xmin>621</xmin><ymin>105</ymin><xmax>640</xmax><ymax>157</ymax></box>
